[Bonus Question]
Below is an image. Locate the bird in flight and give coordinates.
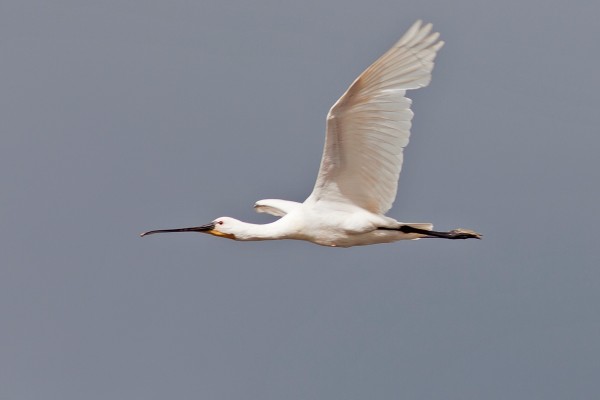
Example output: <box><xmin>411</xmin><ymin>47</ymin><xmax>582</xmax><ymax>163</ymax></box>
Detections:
<box><xmin>142</xmin><ymin>20</ymin><xmax>481</xmax><ymax>247</ymax></box>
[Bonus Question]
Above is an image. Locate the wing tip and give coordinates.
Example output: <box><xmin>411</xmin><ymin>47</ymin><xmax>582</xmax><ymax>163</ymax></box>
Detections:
<box><xmin>395</xmin><ymin>20</ymin><xmax>443</xmax><ymax>51</ymax></box>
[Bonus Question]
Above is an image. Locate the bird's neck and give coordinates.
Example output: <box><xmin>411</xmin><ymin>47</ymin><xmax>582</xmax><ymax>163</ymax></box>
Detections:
<box><xmin>233</xmin><ymin>219</ymin><xmax>295</xmax><ymax>241</ymax></box>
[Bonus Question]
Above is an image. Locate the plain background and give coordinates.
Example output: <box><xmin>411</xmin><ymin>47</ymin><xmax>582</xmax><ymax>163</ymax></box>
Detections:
<box><xmin>2</xmin><ymin>1</ymin><xmax>599</xmax><ymax>399</ymax></box>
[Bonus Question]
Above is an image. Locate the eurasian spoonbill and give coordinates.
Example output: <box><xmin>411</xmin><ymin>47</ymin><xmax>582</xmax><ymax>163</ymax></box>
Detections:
<box><xmin>141</xmin><ymin>20</ymin><xmax>481</xmax><ymax>247</ymax></box>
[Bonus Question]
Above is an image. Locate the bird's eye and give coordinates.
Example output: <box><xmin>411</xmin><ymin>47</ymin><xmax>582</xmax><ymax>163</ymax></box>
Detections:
<box><xmin>217</xmin><ymin>221</ymin><xmax>223</xmax><ymax>225</ymax></box>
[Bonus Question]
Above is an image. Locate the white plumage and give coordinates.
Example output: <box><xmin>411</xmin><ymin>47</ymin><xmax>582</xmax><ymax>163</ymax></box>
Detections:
<box><xmin>142</xmin><ymin>21</ymin><xmax>481</xmax><ymax>247</ymax></box>
<box><xmin>310</xmin><ymin>21</ymin><xmax>443</xmax><ymax>215</ymax></box>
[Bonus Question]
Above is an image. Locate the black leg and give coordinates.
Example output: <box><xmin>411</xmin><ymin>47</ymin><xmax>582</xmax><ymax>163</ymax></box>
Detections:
<box><xmin>379</xmin><ymin>225</ymin><xmax>482</xmax><ymax>240</ymax></box>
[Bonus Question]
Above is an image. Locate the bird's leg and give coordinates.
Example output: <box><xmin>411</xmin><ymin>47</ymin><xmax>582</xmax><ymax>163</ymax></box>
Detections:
<box><xmin>380</xmin><ymin>225</ymin><xmax>482</xmax><ymax>239</ymax></box>
<box><xmin>402</xmin><ymin>225</ymin><xmax>482</xmax><ymax>239</ymax></box>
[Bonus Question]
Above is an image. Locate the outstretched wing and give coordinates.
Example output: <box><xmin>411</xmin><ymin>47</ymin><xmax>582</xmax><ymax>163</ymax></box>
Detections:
<box><xmin>307</xmin><ymin>20</ymin><xmax>444</xmax><ymax>214</ymax></box>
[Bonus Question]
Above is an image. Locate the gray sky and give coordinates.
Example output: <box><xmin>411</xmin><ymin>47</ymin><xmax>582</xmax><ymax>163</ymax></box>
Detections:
<box><xmin>2</xmin><ymin>1</ymin><xmax>599</xmax><ymax>399</ymax></box>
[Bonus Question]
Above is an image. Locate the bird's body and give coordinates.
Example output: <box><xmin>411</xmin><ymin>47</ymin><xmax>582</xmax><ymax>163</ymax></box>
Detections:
<box><xmin>252</xmin><ymin>201</ymin><xmax>430</xmax><ymax>247</ymax></box>
<box><xmin>142</xmin><ymin>20</ymin><xmax>481</xmax><ymax>247</ymax></box>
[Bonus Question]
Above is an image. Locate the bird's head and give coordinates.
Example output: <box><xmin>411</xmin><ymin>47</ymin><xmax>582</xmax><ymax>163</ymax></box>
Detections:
<box><xmin>140</xmin><ymin>216</ymin><xmax>240</xmax><ymax>240</ymax></box>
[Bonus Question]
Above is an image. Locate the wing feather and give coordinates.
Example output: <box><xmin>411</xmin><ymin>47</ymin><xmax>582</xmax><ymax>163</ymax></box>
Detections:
<box><xmin>307</xmin><ymin>20</ymin><xmax>444</xmax><ymax>214</ymax></box>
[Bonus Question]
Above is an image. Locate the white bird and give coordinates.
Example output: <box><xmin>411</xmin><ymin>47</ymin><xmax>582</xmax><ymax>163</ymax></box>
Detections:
<box><xmin>141</xmin><ymin>20</ymin><xmax>481</xmax><ymax>247</ymax></box>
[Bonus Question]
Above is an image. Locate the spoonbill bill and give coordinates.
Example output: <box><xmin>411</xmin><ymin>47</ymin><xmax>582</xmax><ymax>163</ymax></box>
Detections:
<box><xmin>141</xmin><ymin>20</ymin><xmax>481</xmax><ymax>247</ymax></box>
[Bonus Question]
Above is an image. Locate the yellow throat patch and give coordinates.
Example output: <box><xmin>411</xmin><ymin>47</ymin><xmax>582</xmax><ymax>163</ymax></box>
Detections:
<box><xmin>208</xmin><ymin>230</ymin><xmax>236</xmax><ymax>240</ymax></box>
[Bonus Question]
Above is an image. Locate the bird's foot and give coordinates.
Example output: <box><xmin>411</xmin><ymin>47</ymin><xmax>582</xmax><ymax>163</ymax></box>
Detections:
<box><xmin>446</xmin><ymin>229</ymin><xmax>482</xmax><ymax>240</ymax></box>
